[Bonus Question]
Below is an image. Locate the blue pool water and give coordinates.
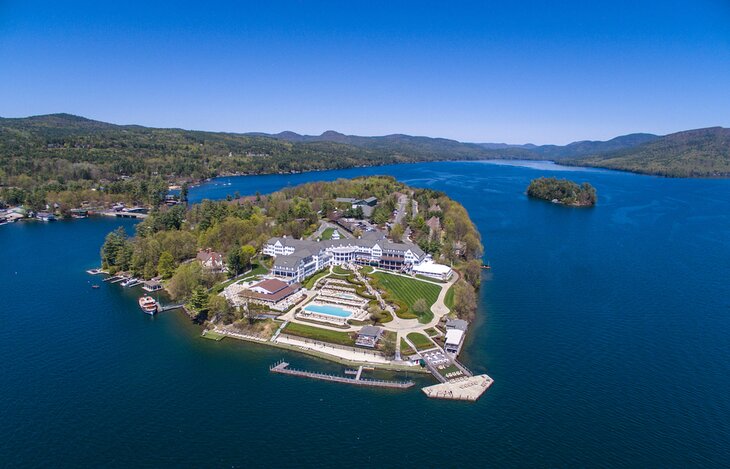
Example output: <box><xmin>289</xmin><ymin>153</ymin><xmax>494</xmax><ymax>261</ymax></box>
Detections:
<box><xmin>2</xmin><ymin>160</ymin><xmax>730</xmax><ymax>466</ymax></box>
<box><xmin>305</xmin><ymin>304</ymin><xmax>353</xmax><ymax>318</ymax></box>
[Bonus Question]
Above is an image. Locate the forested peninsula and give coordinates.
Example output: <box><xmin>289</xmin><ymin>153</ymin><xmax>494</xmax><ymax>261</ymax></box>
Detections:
<box><xmin>99</xmin><ymin>176</ymin><xmax>485</xmax><ymax>323</ymax></box>
<box><xmin>527</xmin><ymin>177</ymin><xmax>597</xmax><ymax>207</ymax></box>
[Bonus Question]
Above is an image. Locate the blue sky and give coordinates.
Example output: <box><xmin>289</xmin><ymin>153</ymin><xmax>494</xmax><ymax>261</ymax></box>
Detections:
<box><xmin>1</xmin><ymin>0</ymin><xmax>729</xmax><ymax>144</ymax></box>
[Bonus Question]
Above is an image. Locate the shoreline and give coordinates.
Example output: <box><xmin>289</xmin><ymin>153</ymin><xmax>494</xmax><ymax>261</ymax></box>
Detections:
<box><xmin>208</xmin><ymin>327</ymin><xmax>431</xmax><ymax>375</ymax></box>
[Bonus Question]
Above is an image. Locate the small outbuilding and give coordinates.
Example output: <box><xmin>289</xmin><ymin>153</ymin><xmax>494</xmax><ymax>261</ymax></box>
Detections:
<box><xmin>413</xmin><ymin>261</ymin><xmax>453</xmax><ymax>281</ymax></box>
<box><xmin>356</xmin><ymin>325</ymin><xmax>383</xmax><ymax>348</ymax></box>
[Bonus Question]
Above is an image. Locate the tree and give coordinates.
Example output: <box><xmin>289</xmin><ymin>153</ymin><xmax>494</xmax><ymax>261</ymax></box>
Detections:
<box><xmin>381</xmin><ymin>336</ymin><xmax>396</xmax><ymax>358</ymax></box>
<box><xmin>453</xmin><ymin>280</ymin><xmax>477</xmax><ymax>321</ymax></box>
<box><xmin>179</xmin><ymin>182</ymin><xmax>189</xmax><ymax>203</ymax></box>
<box><xmin>412</xmin><ymin>298</ymin><xmax>428</xmax><ymax>316</ymax></box>
<box><xmin>207</xmin><ymin>294</ymin><xmax>232</xmax><ymax>323</ymax></box>
<box><xmin>240</xmin><ymin>245</ymin><xmax>256</xmax><ymax>269</ymax></box>
<box><xmin>368</xmin><ymin>304</ymin><xmax>387</xmax><ymax>323</ymax></box>
<box><xmin>190</xmin><ymin>285</ymin><xmax>209</xmax><ymax>311</ymax></box>
<box><xmin>390</xmin><ymin>223</ymin><xmax>404</xmax><ymax>242</ymax></box>
<box><xmin>100</xmin><ymin>227</ymin><xmax>128</xmax><ymax>272</ymax></box>
<box><xmin>462</xmin><ymin>259</ymin><xmax>482</xmax><ymax>288</ymax></box>
<box><xmin>227</xmin><ymin>245</ymin><xmax>244</xmax><ymax>276</ymax></box>
<box><xmin>157</xmin><ymin>251</ymin><xmax>175</xmax><ymax>279</ymax></box>
<box><xmin>168</xmin><ymin>262</ymin><xmax>203</xmax><ymax>300</ymax></box>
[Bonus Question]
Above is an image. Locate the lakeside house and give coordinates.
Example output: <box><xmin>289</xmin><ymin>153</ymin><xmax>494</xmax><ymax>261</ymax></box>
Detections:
<box><xmin>445</xmin><ymin>319</ymin><xmax>469</xmax><ymax>354</ymax></box>
<box><xmin>426</xmin><ymin>216</ymin><xmax>441</xmax><ymax>239</ymax></box>
<box><xmin>335</xmin><ymin>196</ymin><xmax>378</xmax><ymax>217</ymax></box>
<box><xmin>35</xmin><ymin>211</ymin><xmax>56</xmax><ymax>222</ymax></box>
<box><xmin>356</xmin><ymin>325</ymin><xmax>383</xmax><ymax>348</ymax></box>
<box><xmin>239</xmin><ymin>278</ymin><xmax>303</xmax><ymax>311</ymax></box>
<box><xmin>197</xmin><ymin>249</ymin><xmax>225</xmax><ymax>272</ymax></box>
<box><xmin>243</xmin><ymin>278</ymin><xmax>301</xmax><ymax>301</ymax></box>
<box><xmin>263</xmin><ymin>230</ymin><xmax>427</xmax><ymax>283</ymax></box>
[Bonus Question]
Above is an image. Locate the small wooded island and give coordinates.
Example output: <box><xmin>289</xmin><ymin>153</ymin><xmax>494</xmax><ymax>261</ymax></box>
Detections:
<box><xmin>527</xmin><ymin>177</ymin><xmax>597</xmax><ymax>207</ymax></box>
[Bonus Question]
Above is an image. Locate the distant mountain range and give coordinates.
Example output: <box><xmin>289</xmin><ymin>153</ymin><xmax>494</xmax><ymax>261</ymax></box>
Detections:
<box><xmin>1</xmin><ymin>114</ymin><xmax>729</xmax><ymax>180</ymax></box>
<box><xmin>247</xmin><ymin>127</ymin><xmax>730</xmax><ymax>177</ymax></box>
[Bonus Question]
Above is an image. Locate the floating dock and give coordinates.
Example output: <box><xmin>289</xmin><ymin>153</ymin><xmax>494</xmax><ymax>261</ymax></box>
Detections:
<box><xmin>421</xmin><ymin>374</ymin><xmax>494</xmax><ymax>402</ymax></box>
<box><xmin>270</xmin><ymin>361</ymin><xmax>414</xmax><ymax>389</ymax></box>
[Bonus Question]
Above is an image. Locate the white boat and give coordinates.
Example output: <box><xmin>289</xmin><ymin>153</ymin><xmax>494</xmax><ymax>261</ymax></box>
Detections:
<box><xmin>138</xmin><ymin>296</ymin><xmax>158</xmax><ymax>315</ymax></box>
<box><xmin>121</xmin><ymin>277</ymin><xmax>139</xmax><ymax>287</ymax></box>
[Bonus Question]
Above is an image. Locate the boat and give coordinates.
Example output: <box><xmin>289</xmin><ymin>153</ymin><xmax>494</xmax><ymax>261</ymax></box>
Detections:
<box><xmin>481</xmin><ymin>261</ymin><xmax>491</xmax><ymax>270</ymax></box>
<box><xmin>91</xmin><ymin>284</ymin><xmax>100</xmax><ymax>289</ymax></box>
<box><xmin>120</xmin><ymin>277</ymin><xmax>139</xmax><ymax>287</ymax></box>
<box><xmin>138</xmin><ymin>296</ymin><xmax>158</xmax><ymax>315</ymax></box>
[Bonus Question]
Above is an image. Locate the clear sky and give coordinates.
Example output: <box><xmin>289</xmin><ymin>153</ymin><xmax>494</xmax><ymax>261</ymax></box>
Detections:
<box><xmin>1</xmin><ymin>1</ymin><xmax>729</xmax><ymax>144</ymax></box>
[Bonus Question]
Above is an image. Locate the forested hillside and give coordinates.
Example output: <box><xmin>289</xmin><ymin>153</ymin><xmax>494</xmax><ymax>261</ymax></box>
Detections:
<box><xmin>566</xmin><ymin>127</ymin><xmax>730</xmax><ymax>177</ymax></box>
<box><xmin>1</xmin><ymin>114</ymin><xmax>728</xmax><ymax>211</ymax></box>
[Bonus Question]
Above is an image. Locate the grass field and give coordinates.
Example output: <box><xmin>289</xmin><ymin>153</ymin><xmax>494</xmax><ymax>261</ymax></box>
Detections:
<box><xmin>332</xmin><ymin>265</ymin><xmax>351</xmax><ymax>276</ymax></box>
<box><xmin>283</xmin><ymin>322</ymin><xmax>355</xmax><ymax>346</ymax></box>
<box><xmin>201</xmin><ymin>330</ymin><xmax>225</xmax><ymax>341</ymax></box>
<box><xmin>371</xmin><ymin>272</ymin><xmax>440</xmax><ymax>323</ymax></box>
<box><xmin>303</xmin><ymin>269</ymin><xmax>329</xmax><ymax>289</ymax></box>
<box><xmin>416</xmin><ymin>274</ymin><xmax>447</xmax><ymax>283</ymax></box>
<box><xmin>444</xmin><ymin>285</ymin><xmax>455</xmax><ymax>311</ymax></box>
<box><xmin>211</xmin><ymin>263</ymin><xmax>269</xmax><ymax>293</ymax></box>
<box><xmin>425</xmin><ymin>327</ymin><xmax>440</xmax><ymax>337</ymax></box>
<box><xmin>407</xmin><ymin>332</ymin><xmax>435</xmax><ymax>351</ymax></box>
<box><xmin>320</xmin><ymin>228</ymin><xmax>341</xmax><ymax>240</ymax></box>
<box><xmin>400</xmin><ymin>338</ymin><xmax>415</xmax><ymax>356</ymax></box>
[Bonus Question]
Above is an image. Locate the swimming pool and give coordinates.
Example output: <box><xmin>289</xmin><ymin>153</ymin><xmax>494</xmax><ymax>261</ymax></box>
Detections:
<box><xmin>304</xmin><ymin>304</ymin><xmax>352</xmax><ymax>318</ymax></box>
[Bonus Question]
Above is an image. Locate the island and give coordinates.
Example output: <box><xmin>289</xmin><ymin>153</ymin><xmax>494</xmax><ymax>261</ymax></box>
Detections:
<box><xmin>526</xmin><ymin>177</ymin><xmax>597</xmax><ymax>207</ymax></box>
<box><xmin>93</xmin><ymin>176</ymin><xmax>493</xmax><ymax>401</ymax></box>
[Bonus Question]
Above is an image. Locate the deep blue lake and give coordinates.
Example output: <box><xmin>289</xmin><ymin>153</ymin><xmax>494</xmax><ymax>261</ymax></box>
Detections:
<box><xmin>2</xmin><ymin>161</ymin><xmax>729</xmax><ymax>467</ymax></box>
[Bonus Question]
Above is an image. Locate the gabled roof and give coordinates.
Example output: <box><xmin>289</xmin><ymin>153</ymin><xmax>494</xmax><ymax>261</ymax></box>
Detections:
<box><xmin>358</xmin><ymin>325</ymin><xmax>382</xmax><ymax>338</ymax></box>
<box><xmin>252</xmin><ymin>278</ymin><xmax>289</xmax><ymax>294</ymax></box>
<box><xmin>446</xmin><ymin>318</ymin><xmax>469</xmax><ymax>331</ymax></box>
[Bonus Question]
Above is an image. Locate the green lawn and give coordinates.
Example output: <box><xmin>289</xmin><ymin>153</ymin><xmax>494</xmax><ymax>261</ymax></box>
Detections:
<box><xmin>332</xmin><ymin>265</ymin><xmax>351</xmax><ymax>276</ymax></box>
<box><xmin>320</xmin><ymin>227</ymin><xmax>341</xmax><ymax>240</ymax></box>
<box><xmin>400</xmin><ymin>338</ymin><xmax>415</xmax><ymax>356</ymax></box>
<box><xmin>444</xmin><ymin>285</ymin><xmax>455</xmax><ymax>311</ymax></box>
<box><xmin>371</xmin><ymin>272</ymin><xmax>440</xmax><ymax>323</ymax></box>
<box><xmin>201</xmin><ymin>330</ymin><xmax>225</xmax><ymax>341</ymax></box>
<box><xmin>425</xmin><ymin>327</ymin><xmax>440</xmax><ymax>337</ymax></box>
<box><xmin>360</xmin><ymin>266</ymin><xmax>374</xmax><ymax>274</ymax></box>
<box><xmin>407</xmin><ymin>332</ymin><xmax>435</xmax><ymax>351</ymax></box>
<box><xmin>416</xmin><ymin>274</ymin><xmax>447</xmax><ymax>283</ymax></box>
<box><xmin>283</xmin><ymin>322</ymin><xmax>355</xmax><ymax>346</ymax></box>
<box><xmin>303</xmin><ymin>269</ymin><xmax>329</xmax><ymax>289</ymax></box>
<box><xmin>214</xmin><ymin>263</ymin><xmax>269</xmax><ymax>292</ymax></box>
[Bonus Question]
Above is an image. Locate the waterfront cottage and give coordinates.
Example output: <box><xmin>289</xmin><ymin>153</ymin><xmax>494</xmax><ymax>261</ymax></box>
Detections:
<box><xmin>239</xmin><ymin>278</ymin><xmax>302</xmax><ymax>310</ymax></box>
<box><xmin>197</xmin><ymin>249</ymin><xmax>225</xmax><ymax>272</ymax></box>
<box><xmin>356</xmin><ymin>325</ymin><xmax>383</xmax><ymax>348</ymax></box>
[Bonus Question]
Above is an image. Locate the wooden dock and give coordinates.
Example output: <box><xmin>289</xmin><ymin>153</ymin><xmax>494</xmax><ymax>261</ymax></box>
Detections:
<box><xmin>270</xmin><ymin>361</ymin><xmax>414</xmax><ymax>389</ymax></box>
<box><xmin>422</xmin><ymin>374</ymin><xmax>493</xmax><ymax>402</ymax></box>
<box><xmin>157</xmin><ymin>303</ymin><xmax>184</xmax><ymax>312</ymax></box>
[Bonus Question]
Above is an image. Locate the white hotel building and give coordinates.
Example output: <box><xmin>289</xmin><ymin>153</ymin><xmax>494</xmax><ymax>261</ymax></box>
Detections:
<box><xmin>263</xmin><ymin>231</ymin><xmax>435</xmax><ymax>283</ymax></box>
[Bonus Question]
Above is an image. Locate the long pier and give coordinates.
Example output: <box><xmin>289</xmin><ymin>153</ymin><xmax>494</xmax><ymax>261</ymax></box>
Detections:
<box><xmin>270</xmin><ymin>360</ymin><xmax>414</xmax><ymax>389</ymax></box>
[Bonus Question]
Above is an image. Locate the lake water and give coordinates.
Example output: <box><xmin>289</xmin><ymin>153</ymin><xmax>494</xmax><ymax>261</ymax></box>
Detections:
<box><xmin>2</xmin><ymin>161</ymin><xmax>729</xmax><ymax>466</ymax></box>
